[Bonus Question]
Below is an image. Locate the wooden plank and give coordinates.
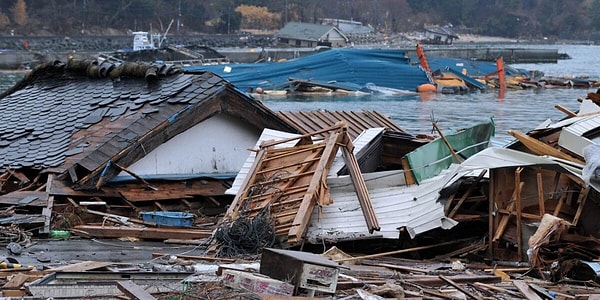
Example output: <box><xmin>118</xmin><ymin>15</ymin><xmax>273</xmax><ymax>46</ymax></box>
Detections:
<box><xmin>340</xmin><ymin>131</ymin><xmax>379</xmax><ymax>232</ymax></box>
<box><xmin>288</xmin><ymin>131</ymin><xmax>341</xmax><ymax>243</ymax></box>
<box><xmin>515</xmin><ymin>167</ymin><xmax>523</xmax><ymax>261</ymax></box>
<box><xmin>439</xmin><ymin>275</ymin><xmax>482</xmax><ymax>300</ymax></box>
<box><xmin>473</xmin><ymin>282</ymin><xmax>522</xmax><ymax>298</ymax></box>
<box><xmin>47</xmin><ymin>261</ymin><xmax>114</xmax><ymax>272</ymax></box>
<box><xmin>572</xmin><ymin>187</ymin><xmax>589</xmax><ymax>226</ymax></box>
<box><xmin>2</xmin><ymin>273</ymin><xmax>38</xmax><ymax>289</ymax></box>
<box><xmin>553</xmin><ymin>192</ymin><xmax>567</xmax><ymax>216</ymax></box>
<box><xmin>448</xmin><ymin>169</ymin><xmax>487</xmax><ymax>218</ymax></box>
<box><xmin>555</xmin><ymin>104</ymin><xmax>577</xmax><ymax>117</ymax></box>
<box><xmin>0</xmin><ymin>191</ymin><xmax>48</xmax><ymax>207</ymax></box>
<box><xmin>42</xmin><ymin>174</ymin><xmax>55</xmax><ymax>234</ymax></box>
<box><xmin>493</xmin><ymin>181</ymin><xmax>524</xmax><ymax>241</ymax></box>
<box><xmin>401</xmin><ymin>157</ymin><xmax>416</xmax><ymax>185</ymax></box>
<box><xmin>378</xmin><ymin>263</ymin><xmax>428</xmax><ymax>274</ymax></box>
<box><xmin>488</xmin><ymin>172</ymin><xmax>495</xmax><ymax>257</ymax></box>
<box><xmin>508</xmin><ymin>130</ymin><xmax>585</xmax><ymax>165</ymax></box>
<box><xmin>117</xmin><ymin>280</ymin><xmax>156</xmax><ymax>300</ymax></box>
<box><xmin>334</xmin><ymin>239</ymin><xmax>471</xmax><ymax>263</ymax></box>
<box><xmin>433</xmin><ymin>122</ymin><xmax>462</xmax><ymax>163</ymax></box>
<box><xmin>224</xmin><ymin>149</ymin><xmax>267</xmax><ymax>217</ymax></box>
<box><xmin>119</xmin><ymin>180</ymin><xmax>227</xmax><ymax>202</ymax></box>
<box><xmin>513</xmin><ymin>280</ymin><xmax>544</xmax><ymax>300</ymax></box>
<box><xmin>536</xmin><ymin>171</ymin><xmax>545</xmax><ymax>217</ymax></box>
<box><xmin>151</xmin><ymin>253</ymin><xmax>235</xmax><ymax>262</ymax></box>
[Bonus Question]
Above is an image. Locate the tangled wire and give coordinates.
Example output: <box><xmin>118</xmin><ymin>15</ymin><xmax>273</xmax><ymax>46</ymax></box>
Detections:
<box><xmin>213</xmin><ymin>208</ymin><xmax>276</xmax><ymax>259</ymax></box>
<box><xmin>0</xmin><ymin>224</ymin><xmax>32</xmax><ymax>247</ymax></box>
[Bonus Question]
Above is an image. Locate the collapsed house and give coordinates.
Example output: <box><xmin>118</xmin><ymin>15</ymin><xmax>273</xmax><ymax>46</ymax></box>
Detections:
<box><xmin>0</xmin><ymin>59</ymin><xmax>438</xmax><ymax>243</ymax></box>
<box><xmin>212</xmin><ymin>117</ymin><xmax>495</xmax><ymax>256</ymax></box>
<box><xmin>0</xmin><ymin>59</ymin><xmax>301</xmax><ymax>238</ymax></box>
<box><xmin>3</xmin><ymin>60</ymin><xmax>600</xmax><ymax>298</ymax></box>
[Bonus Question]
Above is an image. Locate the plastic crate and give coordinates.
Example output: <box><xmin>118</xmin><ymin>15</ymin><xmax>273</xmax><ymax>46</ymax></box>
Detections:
<box><xmin>140</xmin><ymin>211</ymin><xmax>196</xmax><ymax>227</ymax></box>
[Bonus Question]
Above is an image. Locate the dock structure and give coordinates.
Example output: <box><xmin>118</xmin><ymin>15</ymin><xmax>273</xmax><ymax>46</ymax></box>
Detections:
<box><xmin>403</xmin><ymin>46</ymin><xmax>560</xmax><ymax>63</ymax></box>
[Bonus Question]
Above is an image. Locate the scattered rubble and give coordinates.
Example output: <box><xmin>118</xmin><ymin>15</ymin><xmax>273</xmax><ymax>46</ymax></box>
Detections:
<box><xmin>1</xmin><ymin>59</ymin><xmax>600</xmax><ymax>298</ymax></box>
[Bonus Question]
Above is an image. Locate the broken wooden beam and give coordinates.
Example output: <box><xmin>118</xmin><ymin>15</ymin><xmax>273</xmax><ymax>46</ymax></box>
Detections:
<box><xmin>117</xmin><ymin>280</ymin><xmax>157</xmax><ymax>300</ymax></box>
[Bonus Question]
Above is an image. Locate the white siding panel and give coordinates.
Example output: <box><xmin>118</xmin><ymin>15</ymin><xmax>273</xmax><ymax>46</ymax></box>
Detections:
<box><xmin>558</xmin><ymin>115</ymin><xmax>600</xmax><ymax>156</ymax></box>
<box><xmin>225</xmin><ymin>129</ymin><xmax>302</xmax><ymax>195</ymax></box>
<box><xmin>123</xmin><ymin>114</ymin><xmax>260</xmax><ymax>176</ymax></box>
<box><xmin>307</xmin><ymin>165</ymin><xmax>461</xmax><ymax>243</ymax></box>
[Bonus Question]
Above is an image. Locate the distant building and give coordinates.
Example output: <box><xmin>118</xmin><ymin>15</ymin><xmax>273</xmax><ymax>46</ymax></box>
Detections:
<box><xmin>319</xmin><ymin>18</ymin><xmax>374</xmax><ymax>35</ymax></box>
<box><xmin>320</xmin><ymin>18</ymin><xmax>378</xmax><ymax>45</ymax></box>
<box><xmin>422</xmin><ymin>26</ymin><xmax>460</xmax><ymax>44</ymax></box>
<box><xmin>276</xmin><ymin>22</ymin><xmax>349</xmax><ymax>48</ymax></box>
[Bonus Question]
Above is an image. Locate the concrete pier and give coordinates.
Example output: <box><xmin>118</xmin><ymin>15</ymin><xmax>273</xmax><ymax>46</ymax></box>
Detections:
<box><xmin>0</xmin><ymin>34</ymin><xmax>561</xmax><ymax>69</ymax></box>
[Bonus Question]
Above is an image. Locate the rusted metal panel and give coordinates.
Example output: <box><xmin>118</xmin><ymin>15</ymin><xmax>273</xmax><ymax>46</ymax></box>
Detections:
<box><xmin>277</xmin><ymin>110</ymin><xmax>405</xmax><ymax>141</ymax></box>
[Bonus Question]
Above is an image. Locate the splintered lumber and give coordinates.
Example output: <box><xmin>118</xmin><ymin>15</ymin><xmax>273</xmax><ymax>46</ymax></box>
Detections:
<box><xmin>513</xmin><ymin>280</ymin><xmax>543</xmax><ymax>300</ymax></box>
<box><xmin>73</xmin><ymin>225</ymin><xmax>212</xmax><ymax>240</ymax></box>
<box><xmin>433</xmin><ymin>122</ymin><xmax>462</xmax><ymax>163</ymax></box>
<box><xmin>536</xmin><ymin>172</ymin><xmax>545</xmax><ymax>217</ymax></box>
<box><xmin>152</xmin><ymin>253</ymin><xmax>235</xmax><ymax>263</ymax></box>
<box><xmin>334</xmin><ymin>239</ymin><xmax>471</xmax><ymax>262</ymax></box>
<box><xmin>448</xmin><ymin>169</ymin><xmax>487</xmax><ymax>218</ymax></box>
<box><xmin>473</xmin><ymin>282</ymin><xmax>522</xmax><ymax>298</ymax></box>
<box><xmin>508</xmin><ymin>130</ymin><xmax>585</xmax><ymax>165</ymax></box>
<box><xmin>117</xmin><ymin>280</ymin><xmax>157</xmax><ymax>300</ymax></box>
<box><xmin>515</xmin><ymin>167</ymin><xmax>523</xmax><ymax>262</ymax></box>
<box><xmin>405</xmin><ymin>274</ymin><xmax>501</xmax><ymax>287</ymax></box>
<box><xmin>555</xmin><ymin>104</ymin><xmax>577</xmax><ymax>117</ymax></box>
<box><xmin>439</xmin><ymin>275</ymin><xmax>481</xmax><ymax>300</ymax></box>
<box><xmin>493</xmin><ymin>182</ymin><xmax>524</xmax><ymax>242</ymax></box>
<box><xmin>288</xmin><ymin>130</ymin><xmax>342</xmax><ymax>243</ymax></box>
<box><xmin>47</xmin><ymin>261</ymin><xmax>114</xmax><ymax>272</ymax></box>
<box><xmin>378</xmin><ymin>263</ymin><xmax>429</xmax><ymax>274</ymax></box>
<box><xmin>340</xmin><ymin>131</ymin><xmax>379</xmax><ymax>232</ymax></box>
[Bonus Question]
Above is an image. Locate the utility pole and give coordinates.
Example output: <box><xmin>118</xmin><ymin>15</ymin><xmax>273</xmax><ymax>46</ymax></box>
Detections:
<box><xmin>285</xmin><ymin>0</ymin><xmax>288</xmax><ymax>24</ymax></box>
<box><xmin>177</xmin><ymin>0</ymin><xmax>181</xmax><ymax>35</ymax></box>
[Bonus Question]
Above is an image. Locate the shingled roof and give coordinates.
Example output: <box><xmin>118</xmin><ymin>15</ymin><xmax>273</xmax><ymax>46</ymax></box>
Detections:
<box><xmin>0</xmin><ymin>59</ymin><xmax>296</xmax><ymax>191</ymax></box>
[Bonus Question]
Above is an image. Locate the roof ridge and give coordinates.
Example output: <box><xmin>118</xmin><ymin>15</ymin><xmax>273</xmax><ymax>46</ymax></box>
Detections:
<box><xmin>0</xmin><ymin>59</ymin><xmax>183</xmax><ymax>98</ymax></box>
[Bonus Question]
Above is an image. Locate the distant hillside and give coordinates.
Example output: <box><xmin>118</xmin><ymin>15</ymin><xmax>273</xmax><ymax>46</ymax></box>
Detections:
<box><xmin>0</xmin><ymin>0</ymin><xmax>597</xmax><ymax>42</ymax></box>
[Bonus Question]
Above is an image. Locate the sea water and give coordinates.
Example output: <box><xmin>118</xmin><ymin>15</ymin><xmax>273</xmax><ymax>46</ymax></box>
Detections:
<box><xmin>0</xmin><ymin>44</ymin><xmax>598</xmax><ymax>143</ymax></box>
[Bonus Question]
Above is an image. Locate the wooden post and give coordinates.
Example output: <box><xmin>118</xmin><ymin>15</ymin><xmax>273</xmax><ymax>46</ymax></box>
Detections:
<box><xmin>448</xmin><ymin>169</ymin><xmax>487</xmax><ymax>218</ymax></box>
<box><xmin>536</xmin><ymin>171</ymin><xmax>545</xmax><ymax>217</ymax></box>
<box><xmin>488</xmin><ymin>171</ymin><xmax>495</xmax><ymax>258</ymax></box>
<box><xmin>433</xmin><ymin>122</ymin><xmax>462</xmax><ymax>163</ymax></box>
<box><xmin>515</xmin><ymin>167</ymin><xmax>523</xmax><ymax>261</ymax></box>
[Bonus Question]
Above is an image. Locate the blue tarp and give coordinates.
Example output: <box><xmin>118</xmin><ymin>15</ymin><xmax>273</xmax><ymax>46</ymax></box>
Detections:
<box><xmin>184</xmin><ymin>49</ymin><xmax>433</xmax><ymax>92</ymax></box>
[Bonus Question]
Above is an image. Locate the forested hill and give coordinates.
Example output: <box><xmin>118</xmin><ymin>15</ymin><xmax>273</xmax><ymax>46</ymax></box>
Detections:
<box><xmin>1</xmin><ymin>0</ymin><xmax>599</xmax><ymax>41</ymax></box>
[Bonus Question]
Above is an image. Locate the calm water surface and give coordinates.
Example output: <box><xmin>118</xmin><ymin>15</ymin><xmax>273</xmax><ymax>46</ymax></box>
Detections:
<box><xmin>1</xmin><ymin>44</ymin><xmax>598</xmax><ymax>143</ymax></box>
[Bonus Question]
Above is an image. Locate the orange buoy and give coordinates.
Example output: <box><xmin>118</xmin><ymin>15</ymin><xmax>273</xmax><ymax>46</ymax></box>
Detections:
<box><xmin>417</xmin><ymin>83</ymin><xmax>436</xmax><ymax>93</ymax></box>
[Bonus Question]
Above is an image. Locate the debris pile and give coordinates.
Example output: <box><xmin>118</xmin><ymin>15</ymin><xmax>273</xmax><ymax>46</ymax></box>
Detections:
<box><xmin>1</xmin><ymin>59</ymin><xmax>600</xmax><ymax>298</ymax></box>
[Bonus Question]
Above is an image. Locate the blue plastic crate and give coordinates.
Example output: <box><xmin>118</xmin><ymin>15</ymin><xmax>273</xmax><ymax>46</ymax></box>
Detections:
<box><xmin>140</xmin><ymin>211</ymin><xmax>196</xmax><ymax>227</ymax></box>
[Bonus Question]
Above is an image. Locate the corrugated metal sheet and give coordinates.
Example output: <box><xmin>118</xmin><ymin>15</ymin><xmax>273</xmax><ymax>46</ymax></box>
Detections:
<box><xmin>277</xmin><ymin>110</ymin><xmax>405</xmax><ymax>141</ymax></box>
<box><xmin>406</xmin><ymin>120</ymin><xmax>495</xmax><ymax>183</ymax></box>
<box><xmin>328</xmin><ymin>128</ymin><xmax>385</xmax><ymax>176</ymax></box>
<box><xmin>306</xmin><ymin>165</ymin><xmax>461</xmax><ymax>242</ymax></box>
